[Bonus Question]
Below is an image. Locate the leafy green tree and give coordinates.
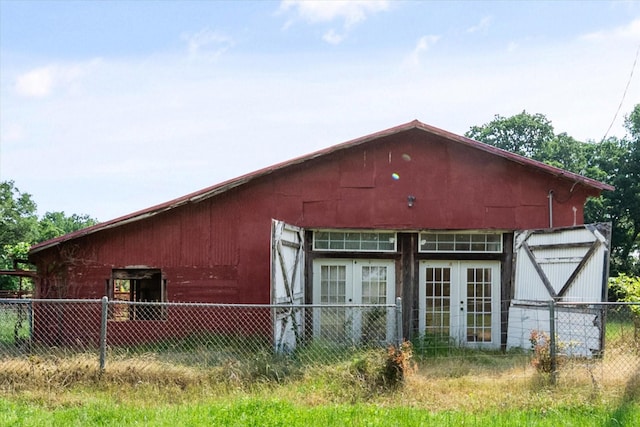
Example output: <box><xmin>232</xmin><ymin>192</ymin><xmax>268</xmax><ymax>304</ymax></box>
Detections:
<box><xmin>606</xmin><ymin>106</ymin><xmax>640</xmax><ymax>275</ymax></box>
<box><xmin>0</xmin><ymin>181</ymin><xmax>39</xmax><ymax>248</ymax></box>
<box><xmin>539</xmin><ymin>133</ymin><xmax>589</xmax><ymax>173</ymax></box>
<box><xmin>0</xmin><ymin>180</ymin><xmax>99</xmax><ymax>291</ymax></box>
<box><xmin>582</xmin><ymin>106</ymin><xmax>640</xmax><ymax>275</ymax></box>
<box><xmin>608</xmin><ymin>274</ymin><xmax>640</xmax><ymax>339</ymax></box>
<box><xmin>0</xmin><ymin>181</ymin><xmax>39</xmax><ymax>290</ymax></box>
<box><xmin>466</xmin><ymin>111</ymin><xmax>555</xmax><ymax>158</ymax></box>
<box><xmin>466</xmin><ymin>106</ymin><xmax>640</xmax><ymax>276</ymax></box>
<box><xmin>38</xmin><ymin>211</ymin><xmax>98</xmax><ymax>242</ymax></box>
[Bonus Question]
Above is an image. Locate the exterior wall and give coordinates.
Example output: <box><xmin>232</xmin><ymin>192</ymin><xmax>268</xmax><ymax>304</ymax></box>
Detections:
<box><xmin>30</xmin><ymin>129</ymin><xmax>599</xmax><ymax>306</ymax></box>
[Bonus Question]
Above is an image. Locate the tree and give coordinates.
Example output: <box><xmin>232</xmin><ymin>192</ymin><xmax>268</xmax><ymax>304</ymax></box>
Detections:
<box><xmin>608</xmin><ymin>274</ymin><xmax>640</xmax><ymax>340</ymax></box>
<box><xmin>604</xmin><ymin>106</ymin><xmax>640</xmax><ymax>275</ymax></box>
<box><xmin>0</xmin><ymin>180</ymin><xmax>99</xmax><ymax>290</ymax></box>
<box><xmin>0</xmin><ymin>181</ymin><xmax>39</xmax><ymax>249</ymax></box>
<box><xmin>0</xmin><ymin>181</ymin><xmax>39</xmax><ymax>290</ymax></box>
<box><xmin>539</xmin><ymin>133</ymin><xmax>589</xmax><ymax>173</ymax></box>
<box><xmin>581</xmin><ymin>106</ymin><xmax>640</xmax><ymax>275</ymax></box>
<box><xmin>38</xmin><ymin>211</ymin><xmax>98</xmax><ymax>242</ymax></box>
<box><xmin>466</xmin><ymin>106</ymin><xmax>640</xmax><ymax>276</ymax></box>
<box><xmin>466</xmin><ymin>111</ymin><xmax>555</xmax><ymax>158</ymax></box>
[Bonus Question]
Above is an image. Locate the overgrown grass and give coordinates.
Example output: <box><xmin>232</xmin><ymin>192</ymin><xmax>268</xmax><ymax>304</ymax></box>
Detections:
<box><xmin>1</xmin><ymin>342</ymin><xmax>638</xmax><ymax>426</ymax></box>
<box><xmin>0</xmin><ymin>307</ymin><xmax>30</xmax><ymax>344</ymax></box>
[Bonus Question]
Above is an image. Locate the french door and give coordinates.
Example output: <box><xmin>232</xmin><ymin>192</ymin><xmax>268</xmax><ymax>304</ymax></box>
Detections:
<box><xmin>419</xmin><ymin>261</ymin><xmax>500</xmax><ymax>348</ymax></box>
<box><xmin>312</xmin><ymin>259</ymin><xmax>395</xmax><ymax>344</ymax></box>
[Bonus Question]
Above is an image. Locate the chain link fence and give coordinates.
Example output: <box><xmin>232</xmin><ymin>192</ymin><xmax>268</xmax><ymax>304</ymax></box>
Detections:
<box><xmin>551</xmin><ymin>302</ymin><xmax>640</xmax><ymax>386</ymax></box>
<box><xmin>0</xmin><ymin>298</ymin><xmax>402</xmax><ymax>370</ymax></box>
<box><xmin>1</xmin><ymin>298</ymin><xmax>639</xmax><ymax>386</ymax></box>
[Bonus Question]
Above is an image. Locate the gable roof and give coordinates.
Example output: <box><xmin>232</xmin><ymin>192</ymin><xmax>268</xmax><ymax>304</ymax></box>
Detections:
<box><xmin>29</xmin><ymin>120</ymin><xmax>614</xmax><ymax>254</ymax></box>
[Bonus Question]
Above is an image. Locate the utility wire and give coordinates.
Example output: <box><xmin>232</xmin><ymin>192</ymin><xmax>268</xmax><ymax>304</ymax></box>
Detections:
<box><xmin>600</xmin><ymin>43</ymin><xmax>640</xmax><ymax>142</ymax></box>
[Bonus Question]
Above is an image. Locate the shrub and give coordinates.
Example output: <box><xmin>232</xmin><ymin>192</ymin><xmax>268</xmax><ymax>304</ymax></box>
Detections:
<box><xmin>382</xmin><ymin>340</ymin><xmax>414</xmax><ymax>386</ymax></box>
<box><xmin>609</xmin><ymin>275</ymin><xmax>640</xmax><ymax>341</ymax></box>
<box><xmin>348</xmin><ymin>341</ymin><xmax>414</xmax><ymax>395</ymax></box>
<box><xmin>529</xmin><ymin>330</ymin><xmax>564</xmax><ymax>373</ymax></box>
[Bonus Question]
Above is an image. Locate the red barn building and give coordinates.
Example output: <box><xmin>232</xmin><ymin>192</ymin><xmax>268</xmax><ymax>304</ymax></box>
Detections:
<box><xmin>28</xmin><ymin>121</ymin><xmax>613</xmax><ymax>350</ymax></box>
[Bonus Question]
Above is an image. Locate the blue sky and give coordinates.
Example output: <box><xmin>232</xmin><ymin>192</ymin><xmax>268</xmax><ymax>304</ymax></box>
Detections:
<box><xmin>1</xmin><ymin>1</ymin><xmax>639</xmax><ymax>221</ymax></box>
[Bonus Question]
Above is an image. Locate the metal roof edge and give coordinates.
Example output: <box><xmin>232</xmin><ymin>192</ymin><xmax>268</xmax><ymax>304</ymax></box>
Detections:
<box><xmin>28</xmin><ymin>120</ymin><xmax>613</xmax><ymax>254</ymax></box>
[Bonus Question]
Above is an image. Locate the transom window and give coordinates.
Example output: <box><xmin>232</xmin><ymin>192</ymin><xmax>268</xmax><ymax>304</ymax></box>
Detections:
<box><xmin>419</xmin><ymin>232</ymin><xmax>502</xmax><ymax>253</ymax></box>
<box><xmin>313</xmin><ymin>230</ymin><xmax>397</xmax><ymax>252</ymax></box>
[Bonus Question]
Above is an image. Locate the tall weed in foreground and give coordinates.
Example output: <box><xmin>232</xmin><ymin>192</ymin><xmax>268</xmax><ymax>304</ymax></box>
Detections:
<box><xmin>529</xmin><ymin>329</ymin><xmax>566</xmax><ymax>374</ymax></box>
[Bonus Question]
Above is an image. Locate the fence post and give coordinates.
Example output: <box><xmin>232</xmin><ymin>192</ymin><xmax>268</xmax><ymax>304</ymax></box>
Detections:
<box><xmin>99</xmin><ymin>296</ymin><xmax>108</xmax><ymax>371</ymax></box>
<box><xmin>395</xmin><ymin>297</ymin><xmax>403</xmax><ymax>348</ymax></box>
<box><xmin>28</xmin><ymin>300</ymin><xmax>34</xmax><ymax>350</ymax></box>
<box><xmin>549</xmin><ymin>299</ymin><xmax>557</xmax><ymax>385</ymax></box>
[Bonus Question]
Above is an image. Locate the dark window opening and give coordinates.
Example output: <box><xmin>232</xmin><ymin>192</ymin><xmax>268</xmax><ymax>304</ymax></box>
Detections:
<box><xmin>108</xmin><ymin>269</ymin><xmax>165</xmax><ymax>321</ymax></box>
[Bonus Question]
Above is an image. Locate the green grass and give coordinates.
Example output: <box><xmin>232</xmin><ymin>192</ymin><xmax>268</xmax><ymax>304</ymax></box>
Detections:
<box><xmin>0</xmin><ymin>307</ymin><xmax>30</xmax><ymax>348</ymax></box>
<box><xmin>0</xmin><ymin>322</ymin><xmax>638</xmax><ymax>426</ymax></box>
<box><xmin>0</xmin><ymin>394</ymin><xmax>637</xmax><ymax>426</ymax></box>
<box><xmin>1</xmin><ymin>344</ymin><xmax>638</xmax><ymax>427</ymax></box>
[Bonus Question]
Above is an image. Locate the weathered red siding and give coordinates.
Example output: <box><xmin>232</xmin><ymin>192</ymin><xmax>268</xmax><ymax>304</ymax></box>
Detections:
<box><xmin>30</xmin><ymin>127</ymin><xmax>603</xmax><ymax>307</ymax></box>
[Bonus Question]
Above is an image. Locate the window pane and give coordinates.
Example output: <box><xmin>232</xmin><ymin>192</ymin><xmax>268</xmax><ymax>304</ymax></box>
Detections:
<box><xmin>314</xmin><ymin>231</ymin><xmax>397</xmax><ymax>252</ymax></box>
<box><xmin>419</xmin><ymin>233</ymin><xmax>502</xmax><ymax>253</ymax></box>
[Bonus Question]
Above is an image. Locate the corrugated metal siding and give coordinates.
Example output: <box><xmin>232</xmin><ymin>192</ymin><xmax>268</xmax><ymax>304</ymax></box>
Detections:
<box><xmin>513</xmin><ymin>226</ymin><xmax>607</xmax><ymax>302</ymax></box>
<box><xmin>31</xmin><ymin>130</ymin><xmax>605</xmax><ymax>305</ymax></box>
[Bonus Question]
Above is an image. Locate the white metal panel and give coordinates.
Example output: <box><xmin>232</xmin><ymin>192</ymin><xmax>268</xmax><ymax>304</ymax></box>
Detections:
<box><xmin>513</xmin><ymin>225</ymin><xmax>609</xmax><ymax>302</ymax></box>
<box><xmin>506</xmin><ymin>303</ymin><xmax>550</xmax><ymax>351</ymax></box>
<box><xmin>506</xmin><ymin>302</ymin><xmax>602</xmax><ymax>357</ymax></box>
<box><xmin>508</xmin><ymin>223</ymin><xmax>610</xmax><ymax>355</ymax></box>
<box><xmin>270</xmin><ymin>219</ymin><xmax>305</xmax><ymax>353</ymax></box>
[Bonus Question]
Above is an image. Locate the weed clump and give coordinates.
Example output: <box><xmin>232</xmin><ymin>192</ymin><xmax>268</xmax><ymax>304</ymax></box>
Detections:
<box><xmin>529</xmin><ymin>330</ymin><xmax>565</xmax><ymax>374</ymax></box>
<box><xmin>383</xmin><ymin>340</ymin><xmax>414</xmax><ymax>386</ymax></box>
<box><xmin>350</xmin><ymin>340</ymin><xmax>414</xmax><ymax>393</ymax></box>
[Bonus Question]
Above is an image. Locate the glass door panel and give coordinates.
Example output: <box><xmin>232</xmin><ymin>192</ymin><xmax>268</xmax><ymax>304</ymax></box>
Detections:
<box><xmin>423</xmin><ymin>266</ymin><xmax>451</xmax><ymax>336</ymax></box>
<box><xmin>465</xmin><ymin>267</ymin><xmax>493</xmax><ymax>343</ymax></box>
<box><xmin>313</xmin><ymin>259</ymin><xmax>395</xmax><ymax>344</ymax></box>
<box><xmin>318</xmin><ymin>264</ymin><xmax>348</xmax><ymax>340</ymax></box>
<box><xmin>420</xmin><ymin>261</ymin><xmax>500</xmax><ymax>349</ymax></box>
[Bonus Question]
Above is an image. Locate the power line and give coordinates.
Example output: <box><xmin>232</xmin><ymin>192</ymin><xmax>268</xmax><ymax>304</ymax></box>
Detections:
<box><xmin>600</xmin><ymin>43</ymin><xmax>640</xmax><ymax>142</ymax></box>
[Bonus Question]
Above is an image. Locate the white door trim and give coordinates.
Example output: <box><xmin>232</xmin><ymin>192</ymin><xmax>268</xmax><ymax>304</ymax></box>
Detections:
<box><xmin>419</xmin><ymin>260</ymin><xmax>500</xmax><ymax>349</ymax></box>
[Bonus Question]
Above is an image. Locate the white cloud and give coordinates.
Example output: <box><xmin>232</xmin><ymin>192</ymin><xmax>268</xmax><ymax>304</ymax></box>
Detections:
<box><xmin>280</xmin><ymin>0</ymin><xmax>389</xmax><ymax>26</ymax></box>
<box><xmin>182</xmin><ymin>29</ymin><xmax>234</xmax><ymax>61</ymax></box>
<box><xmin>323</xmin><ymin>29</ymin><xmax>345</xmax><ymax>45</ymax></box>
<box><xmin>404</xmin><ymin>35</ymin><xmax>441</xmax><ymax>68</ymax></box>
<box><xmin>14</xmin><ymin>61</ymin><xmax>100</xmax><ymax>98</ymax></box>
<box><xmin>467</xmin><ymin>16</ymin><xmax>492</xmax><ymax>34</ymax></box>
<box><xmin>0</xmin><ymin>122</ymin><xmax>25</xmax><ymax>142</ymax></box>
<box><xmin>279</xmin><ymin>0</ymin><xmax>390</xmax><ymax>43</ymax></box>
<box><xmin>581</xmin><ymin>17</ymin><xmax>640</xmax><ymax>41</ymax></box>
<box><xmin>15</xmin><ymin>67</ymin><xmax>54</xmax><ymax>97</ymax></box>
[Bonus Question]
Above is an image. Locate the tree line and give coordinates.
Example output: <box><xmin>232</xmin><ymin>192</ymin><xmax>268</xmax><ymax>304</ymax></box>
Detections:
<box><xmin>1</xmin><ymin>104</ymin><xmax>638</xmax><ymax>292</ymax></box>
<box><xmin>0</xmin><ymin>181</ymin><xmax>97</xmax><ymax>290</ymax></box>
<box><xmin>466</xmin><ymin>104</ymin><xmax>639</xmax><ymax>277</ymax></box>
